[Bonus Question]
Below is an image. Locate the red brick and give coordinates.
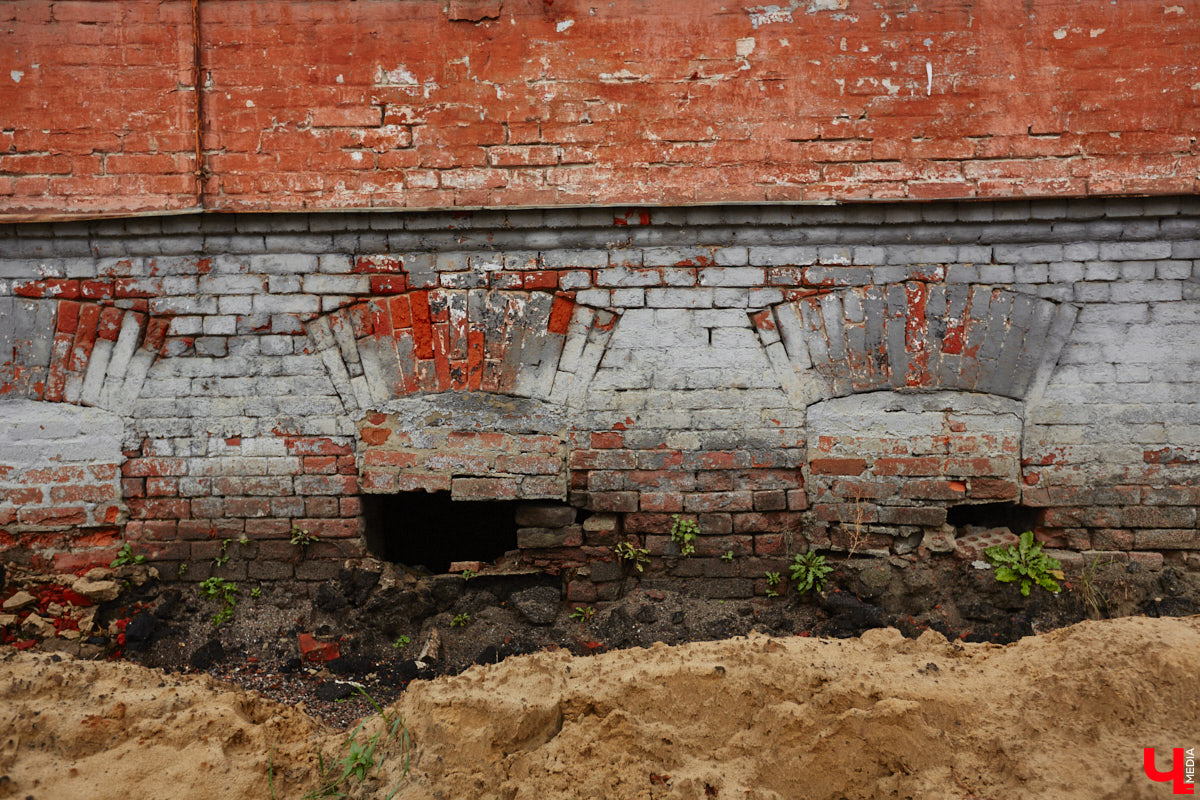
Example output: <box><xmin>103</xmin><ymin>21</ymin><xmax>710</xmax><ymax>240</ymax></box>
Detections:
<box><xmin>683</xmin><ymin>491</ymin><xmax>753</xmax><ymax>513</ymax></box>
<box><xmin>809</xmin><ymin>458</ymin><xmax>867</xmax><ymax>476</ymax></box>
<box><xmin>17</xmin><ymin>506</ymin><xmax>88</xmax><ymax>526</ymax></box>
<box><xmin>360</xmin><ymin>427</ymin><xmax>392</xmax><ymax>445</ymax></box>
<box><xmin>590</xmin><ymin>432</ymin><xmax>624</xmax><ymax>449</ymax></box>
<box><xmin>872</xmin><ymin>457</ymin><xmax>942</xmax><ymax>477</ymax></box>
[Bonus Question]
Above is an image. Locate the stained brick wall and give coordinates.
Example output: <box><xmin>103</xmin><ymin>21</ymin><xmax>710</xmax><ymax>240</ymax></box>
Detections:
<box><xmin>0</xmin><ymin>197</ymin><xmax>1197</xmax><ymax>594</ymax></box>
<box><xmin>4</xmin><ymin>0</ymin><xmax>1200</xmax><ymax>219</ymax></box>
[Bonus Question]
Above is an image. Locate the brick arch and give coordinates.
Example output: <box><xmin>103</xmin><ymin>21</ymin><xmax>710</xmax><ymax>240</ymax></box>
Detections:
<box><xmin>752</xmin><ymin>282</ymin><xmax>1076</xmax><ymax>407</ymax></box>
<box><xmin>0</xmin><ymin>297</ymin><xmax>165</xmax><ymax>414</ymax></box>
<box><xmin>305</xmin><ymin>288</ymin><xmax>618</xmax><ymax>415</ymax></box>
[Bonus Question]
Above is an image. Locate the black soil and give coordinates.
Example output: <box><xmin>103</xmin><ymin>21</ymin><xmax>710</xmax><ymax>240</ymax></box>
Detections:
<box><xmin>101</xmin><ymin>554</ymin><xmax>1200</xmax><ymax>728</ymax></box>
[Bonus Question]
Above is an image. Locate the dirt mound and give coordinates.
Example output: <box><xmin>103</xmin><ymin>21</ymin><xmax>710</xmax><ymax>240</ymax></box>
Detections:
<box><xmin>2</xmin><ymin>616</ymin><xmax>1198</xmax><ymax>799</ymax></box>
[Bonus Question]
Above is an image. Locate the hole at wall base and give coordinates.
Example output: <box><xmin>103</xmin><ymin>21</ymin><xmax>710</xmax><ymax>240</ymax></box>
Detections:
<box><xmin>946</xmin><ymin>502</ymin><xmax>1038</xmax><ymax>533</ymax></box>
<box><xmin>362</xmin><ymin>492</ymin><xmax>519</xmax><ymax>574</ymax></box>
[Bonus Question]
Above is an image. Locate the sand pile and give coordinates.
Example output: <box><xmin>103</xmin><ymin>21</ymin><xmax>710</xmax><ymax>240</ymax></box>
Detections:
<box><xmin>2</xmin><ymin>616</ymin><xmax>1198</xmax><ymax>799</ymax></box>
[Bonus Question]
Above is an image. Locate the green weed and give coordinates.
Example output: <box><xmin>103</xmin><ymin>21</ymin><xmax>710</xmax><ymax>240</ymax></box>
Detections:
<box><xmin>669</xmin><ymin>514</ymin><xmax>699</xmax><ymax>557</ymax></box>
<box><xmin>110</xmin><ymin>543</ymin><xmax>146</xmax><ymax>569</ymax></box>
<box><xmin>197</xmin><ymin>576</ymin><xmax>238</xmax><ymax>627</ymax></box>
<box><xmin>986</xmin><ymin>531</ymin><xmax>1064</xmax><ymax>597</ymax></box>
<box><xmin>789</xmin><ymin>551</ymin><xmax>833</xmax><ymax>595</ymax></box>
<box><xmin>302</xmin><ymin>686</ymin><xmax>411</xmax><ymax>800</ymax></box>
<box><xmin>614</xmin><ymin>541</ymin><xmax>650</xmax><ymax>572</ymax></box>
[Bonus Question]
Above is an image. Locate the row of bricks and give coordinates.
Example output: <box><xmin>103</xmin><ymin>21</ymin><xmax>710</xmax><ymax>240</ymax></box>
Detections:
<box><xmin>359</xmin><ymin>424</ymin><xmax>561</xmax><ymax>452</ymax></box>
<box><xmin>120</xmin><ymin>463</ymin><xmax>356</xmax><ymax>499</ymax></box>
<box><xmin>128</xmin><ymin>494</ymin><xmax>360</xmax><ymax>520</ymax></box>
<box><xmin>5</xmin><ymin>201</ymin><xmax>1199</xmax><ymax>253</ymax></box>
<box><xmin>1022</xmin><ymin>484</ymin><xmax>1200</xmax><ymax>507</ymax></box>
<box><xmin>568</xmin><ymin>447</ymin><xmax>804</xmax><ymax>471</ymax></box>
<box><xmin>0</xmin><ymin>504</ymin><xmax>121</xmax><ymax>528</ymax></box>
<box><xmin>808</xmin><ymin>456</ymin><xmax>1015</xmax><ymax>478</ymax></box>
<box><xmin>5</xmin><ymin>197</ymin><xmax>1193</xmax><ymax>239</ymax></box>
<box><xmin>361</xmin><ymin>451</ymin><xmax>561</xmax><ymax>475</ymax></box>
<box><xmin>811</xmin><ymin>477</ymin><xmax>1019</xmax><ymax>503</ymax></box>
<box><xmin>577</xmin><ymin>469</ymin><xmax>800</xmax><ymax>493</ymax></box>
<box><xmin>361</xmin><ymin>471</ymin><xmax>564</xmax><ymax>500</ymax></box>
<box><xmin>6</xmin><ymin>239</ymin><xmax>1197</xmax><ymax>282</ymax></box>
<box><xmin>0</xmin><ymin>464</ymin><xmax>119</xmax><ymax>483</ymax></box>
<box><xmin>120</xmin><ymin>515</ymin><xmax>361</xmax><ymax>539</ymax></box>
<box><xmin>0</xmin><ymin>485</ymin><xmax>116</xmax><ymax>505</ymax></box>
<box><xmin>579</xmin><ymin>489</ymin><xmax>807</xmax><ymax>514</ymax></box>
<box><xmin>10</xmin><ymin>272</ymin><xmax>1180</xmax><ymax>327</ymax></box>
<box><xmin>1041</xmin><ymin>506</ymin><xmax>1199</xmax><ymax>529</ymax></box>
<box><xmin>810</xmin><ymin>434</ymin><xmax>1021</xmax><ymax>458</ymax></box>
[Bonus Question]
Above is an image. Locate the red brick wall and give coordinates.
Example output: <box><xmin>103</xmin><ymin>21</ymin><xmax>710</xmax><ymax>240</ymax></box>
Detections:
<box><xmin>4</xmin><ymin>0</ymin><xmax>1199</xmax><ymax>219</ymax></box>
<box><xmin>0</xmin><ymin>1</ymin><xmax>199</xmax><ymax>218</ymax></box>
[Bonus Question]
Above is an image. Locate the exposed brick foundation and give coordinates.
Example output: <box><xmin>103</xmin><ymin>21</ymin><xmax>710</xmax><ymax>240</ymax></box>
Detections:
<box><xmin>0</xmin><ymin>197</ymin><xmax>1198</xmax><ymax>595</ymax></box>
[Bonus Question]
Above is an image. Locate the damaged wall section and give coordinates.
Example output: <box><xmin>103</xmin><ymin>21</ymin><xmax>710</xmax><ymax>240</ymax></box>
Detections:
<box><xmin>0</xmin><ymin>197</ymin><xmax>1197</xmax><ymax>597</ymax></box>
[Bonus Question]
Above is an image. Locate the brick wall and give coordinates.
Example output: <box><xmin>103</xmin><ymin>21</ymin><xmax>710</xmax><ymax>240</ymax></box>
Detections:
<box><xmin>0</xmin><ymin>197</ymin><xmax>1198</xmax><ymax>594</ymax></box>
<box><xmin>4</xmin><ymin>0</ymin><xmax>1200</xmax><ymax>218</ymax></box>
<box><xmin>0</xmin><ymin>401</ymin><xmax>126</xmax><ymax>571</ymax></box>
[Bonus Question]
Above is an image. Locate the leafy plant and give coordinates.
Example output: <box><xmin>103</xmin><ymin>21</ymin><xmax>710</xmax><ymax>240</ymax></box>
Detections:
<box><xmin>721</xmin><ymin>550</ymin><xmax>734</xmax><ymax>563</ymax></box>
<box><xmin>214</xmin><ymin>538</ymin><xmax>233</xmax><ymax>567</ymax></box>
<box><xmin>450</xmin><ymin>613</ymin><xmax>470</xmax><ymax>628</ymax></box>
<box><xmin>764</xmin><ymin>571</ymin><xmax>782</xmax><ymax>598</ymax></box>
<box><xmin>985</xmin><ymin>531</ymin><xmax>1065</xmax><ymax>597</ymax></box>
<box><xmin>460</xmin><ymin>569</ymin><xmax>477</xmax><ymax>581</ymax></box>
<box><xmin>570</xmin><ymin>605</ymin><xmax>595</xmax><ymax>623</ymax></box>
<box><xmin>614</xmin><ymin>541</ymin><xmax>650</xmax><ymax>573</ymax></box>
<box><xmin>302</xmin><ymin>685</ymin><xmax>410</xmax><ymax>800</ymax></box>
<box><xmin>290</xmin><ymin>526</ymin><xmax>318</xmax><ymax>548</ymax></box>
<box><xmin>392</xmin><ymin>635</ymin><xmax>411</xmax><ymax>649</ymax></box>
<box><xmin>197</xmin><ymin>577</ymin><xmax>238</xmax><ymax>627</ymax></box>
<box><xmin>250</xmin><ymin>586</ymin><xmax>262</xmax><ymax>599</ymax></box>
<box><xmin>669</xmin><ymin>514</ymin><xmax>699</xmax><ymax>557</ymax></box>
<box><xmin>110</xmin><ymin>543</ymin><xmax>146</xmax><ymax>568</ymax></box>
<box><xmin>789</xmin><ymin>551</ymin><xmax>833</xmax><ymax>595</ymax></box>
<box><xmin>178</xmin><ymin>562</ymin><xmax>189</xmax><ymax>577</ymax></box>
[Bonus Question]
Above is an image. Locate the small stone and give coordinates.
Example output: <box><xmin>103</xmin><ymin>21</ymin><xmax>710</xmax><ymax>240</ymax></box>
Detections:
<box><xmin>21</xmin><ymin>613</ymin><xmax>55</xmax><ymax>638</ymax></box>
<box><xmin>124</xmin><ymin>611</ymin><xmax>157</xmax><ymax>644</ymax></box>
<box><xmin>189</xmin><ymin>639</ymin><xmax>226</xmax><ymax>670</ymax></box>
<box><xmin>46</xmin><ymin>602</ymin><xmax>64</xmax><ymax>617</ymax></box>
<box><xmin>2</xmin><ymin>591</ymin><xmax>36</xmax><ymax>612</ymax></box>
<box><xmin>582</xmin><ymin>513</ymin><xmax>619</xmax><ymax>533</ymax></box>
<box><xmin>298</xmin><ymin>633</ymin><xmax>341</xmax><ymax>664</ymax></box>
<box><xmin>418</xmin><ymin>629</ymin><xmax>441</xmax><ymax>662</ymax></box>
<box><xmin>83</xmin><ymin>567</ymin><xmax>114</xmax><ymax>581</ymax></box>
<box><xmin>76</xmin><ymin>607</ymin><xmax>98</xmax><ymax>635</ymax></box>
<box><xmin>72</xmin><ymin>578</ymin><xmax>121</xmax><ymax>602</ymax></box>
<box><xmin>510</xmin><ymin>586</ymin><xmax>561</xmax><ymax>625</ymax></box>
<box><xmin>0</xmin><ymin>613</ymin><xmax>17</xmax><ymax>627</ymax></box>
<box><xmin>921</xmin><ymin>525</ymin><xmax>957</xmax><ymax>554</ymax></box>
<box><xmin>315</xmin><ymin>681</ymin><xmax>355</xmax><ymax>702</ymax></box>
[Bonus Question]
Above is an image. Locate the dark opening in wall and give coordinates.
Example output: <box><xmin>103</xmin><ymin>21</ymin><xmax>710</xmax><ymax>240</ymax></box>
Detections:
<box><xmin>946</xmin><ymin>502</ymin><xmax>1038</xmax><ymax>533</ymax></box>
<box><xmin>362</xmin><ymin>492</ymin><xmax>519</xmax><ymax>574</ymax></box>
